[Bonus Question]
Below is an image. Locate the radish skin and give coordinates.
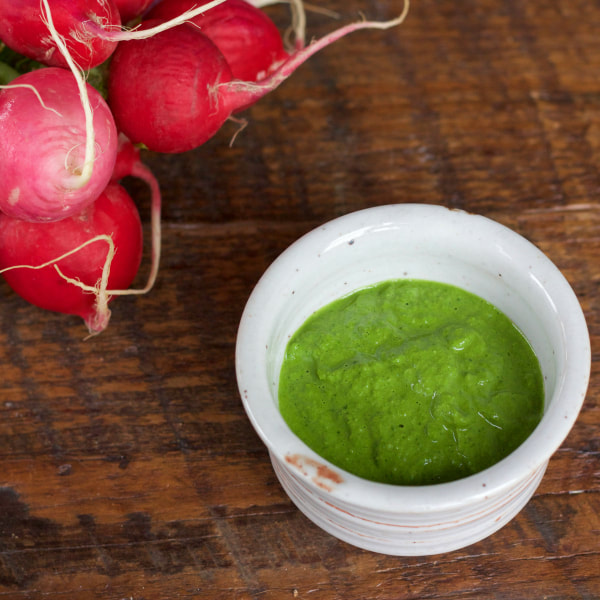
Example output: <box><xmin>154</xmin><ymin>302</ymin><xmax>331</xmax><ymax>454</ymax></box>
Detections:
<box><xmin>0</xmin><ymin>68</ymin><xmax>118</xmax><ymax>222</ymax></box>
<box><xmin>0</xmin><ymin>183</ymin><xmax>143</xmax><ymax>334</ymax></box>
<box><xmin>114</xmin><ymin>0</ymin><xmax>155</xmax><ymax>23</ymax></box>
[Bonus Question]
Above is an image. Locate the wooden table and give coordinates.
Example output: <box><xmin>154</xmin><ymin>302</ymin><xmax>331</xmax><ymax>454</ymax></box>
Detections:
<box><xmin>1</xmin><ymin>0</ymin><xmax>598</xmax><ymax>597</ymax></box>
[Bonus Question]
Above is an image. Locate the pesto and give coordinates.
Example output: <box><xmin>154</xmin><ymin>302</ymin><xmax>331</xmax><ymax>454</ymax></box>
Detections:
<box><xmin>278</xmin><ymin>279</ymin><xmax>544</xmax><ymax>485</ymax></box>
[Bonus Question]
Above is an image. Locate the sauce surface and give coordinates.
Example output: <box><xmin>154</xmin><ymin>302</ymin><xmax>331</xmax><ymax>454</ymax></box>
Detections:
<box><xmin>278</xmin><ymin>279</ymin><xmax>544</xmax><ymax>485</ymax></box>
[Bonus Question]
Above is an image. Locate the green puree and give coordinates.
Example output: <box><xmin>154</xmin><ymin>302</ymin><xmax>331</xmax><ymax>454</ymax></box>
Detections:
<box><xmin>278</xmin><ymin>279</ymin><xmax>544</xmax><ymax>486</ymax></box>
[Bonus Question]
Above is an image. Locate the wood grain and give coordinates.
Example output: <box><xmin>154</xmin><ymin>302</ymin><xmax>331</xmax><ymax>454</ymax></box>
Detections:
<box><xmin>0</xmin><ymin>0</ymin><xmax>598</xmax><ymax>598</ymax></box>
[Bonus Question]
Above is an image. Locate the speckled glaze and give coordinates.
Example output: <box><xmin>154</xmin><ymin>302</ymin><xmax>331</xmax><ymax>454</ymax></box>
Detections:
<box><xmin>235</xmin><ymin>204</ymin><xmax>591</xmax><ymax>556</ymax></box>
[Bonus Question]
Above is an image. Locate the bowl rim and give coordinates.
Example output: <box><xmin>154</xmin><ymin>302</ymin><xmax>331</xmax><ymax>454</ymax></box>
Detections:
<box><xmin>235</xmin><ymin>203</ymin><xmax>591</xmax><ymax>512</ymax></box>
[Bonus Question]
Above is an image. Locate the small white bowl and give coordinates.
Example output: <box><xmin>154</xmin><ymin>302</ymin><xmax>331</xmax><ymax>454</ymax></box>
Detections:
<box><xmin>235</xmin><ymin>204</ymin><xmax>591</xmax><ymax>556</ymax></box>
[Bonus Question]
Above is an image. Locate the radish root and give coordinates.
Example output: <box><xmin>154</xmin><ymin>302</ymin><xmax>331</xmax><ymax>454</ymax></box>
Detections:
<box><xmin>93</xmin><ymin>0</ymin><xmax>229</xmax><ymax>41</ymax></box>
<box><xmin>287</xmin><ymin>0</ymin><xmax>307</xmax><ymax>51</ymax></box>
<box><xmin>0</xmin><ymin>83</ymin><xmax>63</xmax><ymax>117</ymax></box>
<box><xmin>226</xmin><ymin>115</ymin><xmax>249</xmax><ymax>146</ymax></box>
<box><xmin>40</xmin><ymin>0</ymin><xmax>96</xmax><ymax>189</ymax></box>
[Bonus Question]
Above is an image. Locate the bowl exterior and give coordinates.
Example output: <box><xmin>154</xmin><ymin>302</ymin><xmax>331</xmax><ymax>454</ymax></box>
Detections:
<box><xmin>271</xmin><ymin>452</ymin><xmax>548</xmax><ymax>556</ymax></box>
<box><xmin>236</xmin><ymin>203</ymin><xmax>591</xmax><ymax>555</ymax></box>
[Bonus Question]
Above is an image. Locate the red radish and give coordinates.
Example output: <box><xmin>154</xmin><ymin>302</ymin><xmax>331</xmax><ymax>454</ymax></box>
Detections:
<box><xmin>0</xmin><ymin>0</ymin><xmax>122</xmax><ymax>70</ymax></box>
<box><xmin>114</xmin><ymin>0</ymin><xmax>155</xmax><ymax>23</ymax></box>
<box><xmin>0</xmin><ymin>183</ymin><xmax>143</xmax><ymax>334</ymax></box>
<box><xmin>0</xmin><ymin>67</ymin><xmax>118</xmax><ymax>222</ymax></box>
<box><xmin>108</xmin><ymin>1</ymin><xmax>410</xmax><ymax>153</ymax></box>
<box><xmin>147</xmin><ymin>0</ymin><xmax>289</xmax><ymax>81</ymax></box>
<box><xmin>108</xmin><ymin>21</ymin><xmax>233</xmax><ymax>153</ymax></box>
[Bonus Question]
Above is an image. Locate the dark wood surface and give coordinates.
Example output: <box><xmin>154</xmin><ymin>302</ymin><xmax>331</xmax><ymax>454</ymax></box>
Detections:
<box><xmin>1</xmin><ymin>0</ymin><xmax>599</xmax><ymax>598</ymax></box>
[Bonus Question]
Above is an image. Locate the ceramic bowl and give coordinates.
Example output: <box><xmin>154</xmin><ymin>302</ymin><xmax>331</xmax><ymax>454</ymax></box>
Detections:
<box><xmin>235</xmin><ymin>203</ymin><xmax>591</xmax><ymax>556</ymax></box>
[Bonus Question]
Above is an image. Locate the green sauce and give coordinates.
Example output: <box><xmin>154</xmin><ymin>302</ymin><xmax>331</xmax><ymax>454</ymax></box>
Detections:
<box><xmin>278</xmin><ymin>279</ymin><xmax>544</xmax><ymax>485</ymax></box>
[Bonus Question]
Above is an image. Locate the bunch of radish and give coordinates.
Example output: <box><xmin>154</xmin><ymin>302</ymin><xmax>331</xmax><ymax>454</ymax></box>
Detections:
<box><xmin>0</xmin><ymin>0</ymin><xmax>409</xmax><ymax>335</ymax></box>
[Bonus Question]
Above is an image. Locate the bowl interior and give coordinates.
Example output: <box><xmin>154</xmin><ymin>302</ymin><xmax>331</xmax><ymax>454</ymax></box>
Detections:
<box><xmin>264</xmin><ymin>209</ymin><xmax>561</xmax><ymax>409</ymax></box>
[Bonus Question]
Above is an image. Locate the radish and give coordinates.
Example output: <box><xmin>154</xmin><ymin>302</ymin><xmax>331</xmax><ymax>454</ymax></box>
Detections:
<box><xmin>0</xmin><ymin>183</ymin><xmax>143</xmax><ymax>334</ymax></box>
<box><xmin>108</xmin><ymin>1</ymin><xmax>410</xmax><ymax>153</ymax></box>
<box><xmin>114</xmin><ymin>0</ymin><xmax>155</xmax><ymax>23</ymax></box>
<box><xmin>0</xmin><ymin>67</ymin><xmax>118</xmax><ymax>222</ymax></box>
<box><xmin>108</xmin><ymin>21</ymin><xmax>233</xmax><ymax>153</ymax></box>
<box><xmin>146</xmin><ymin>0</ymin><xmax>290</xmax><ymax>81</ymax></box>
<box><xmin>0</xmin><ymin>0</ymin><xmax>122</xmax><ymax>70</ymax></box>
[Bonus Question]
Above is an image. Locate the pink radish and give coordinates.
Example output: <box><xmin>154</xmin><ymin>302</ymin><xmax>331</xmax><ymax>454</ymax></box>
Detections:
<box><xmin>0</xmin><ymin>0</ymin><xmax>122</xmax><ymax>70</ymax></box>
<box><xmin>0</xmin><ymin>183</ymin><xmax>143</xmax><ymax>334</ymax></box>
<box><xmin>147</xmin><ymin>0</ymin><xmax>289</xmax><ymax>81</ymax></box>
<box><xmin>0</xmin><ymin>67</ymin><xmax>117</xmax><ymax>222</ymax></box>
<box><xmin>0</xmin><ymin>67</ymin><xmax>118</xmax><ymax>222</ymax></box>
<box><xmin>108</xmin><ymin>1</ymin><xmax>410</xmax><ymax>153</ymax></box>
